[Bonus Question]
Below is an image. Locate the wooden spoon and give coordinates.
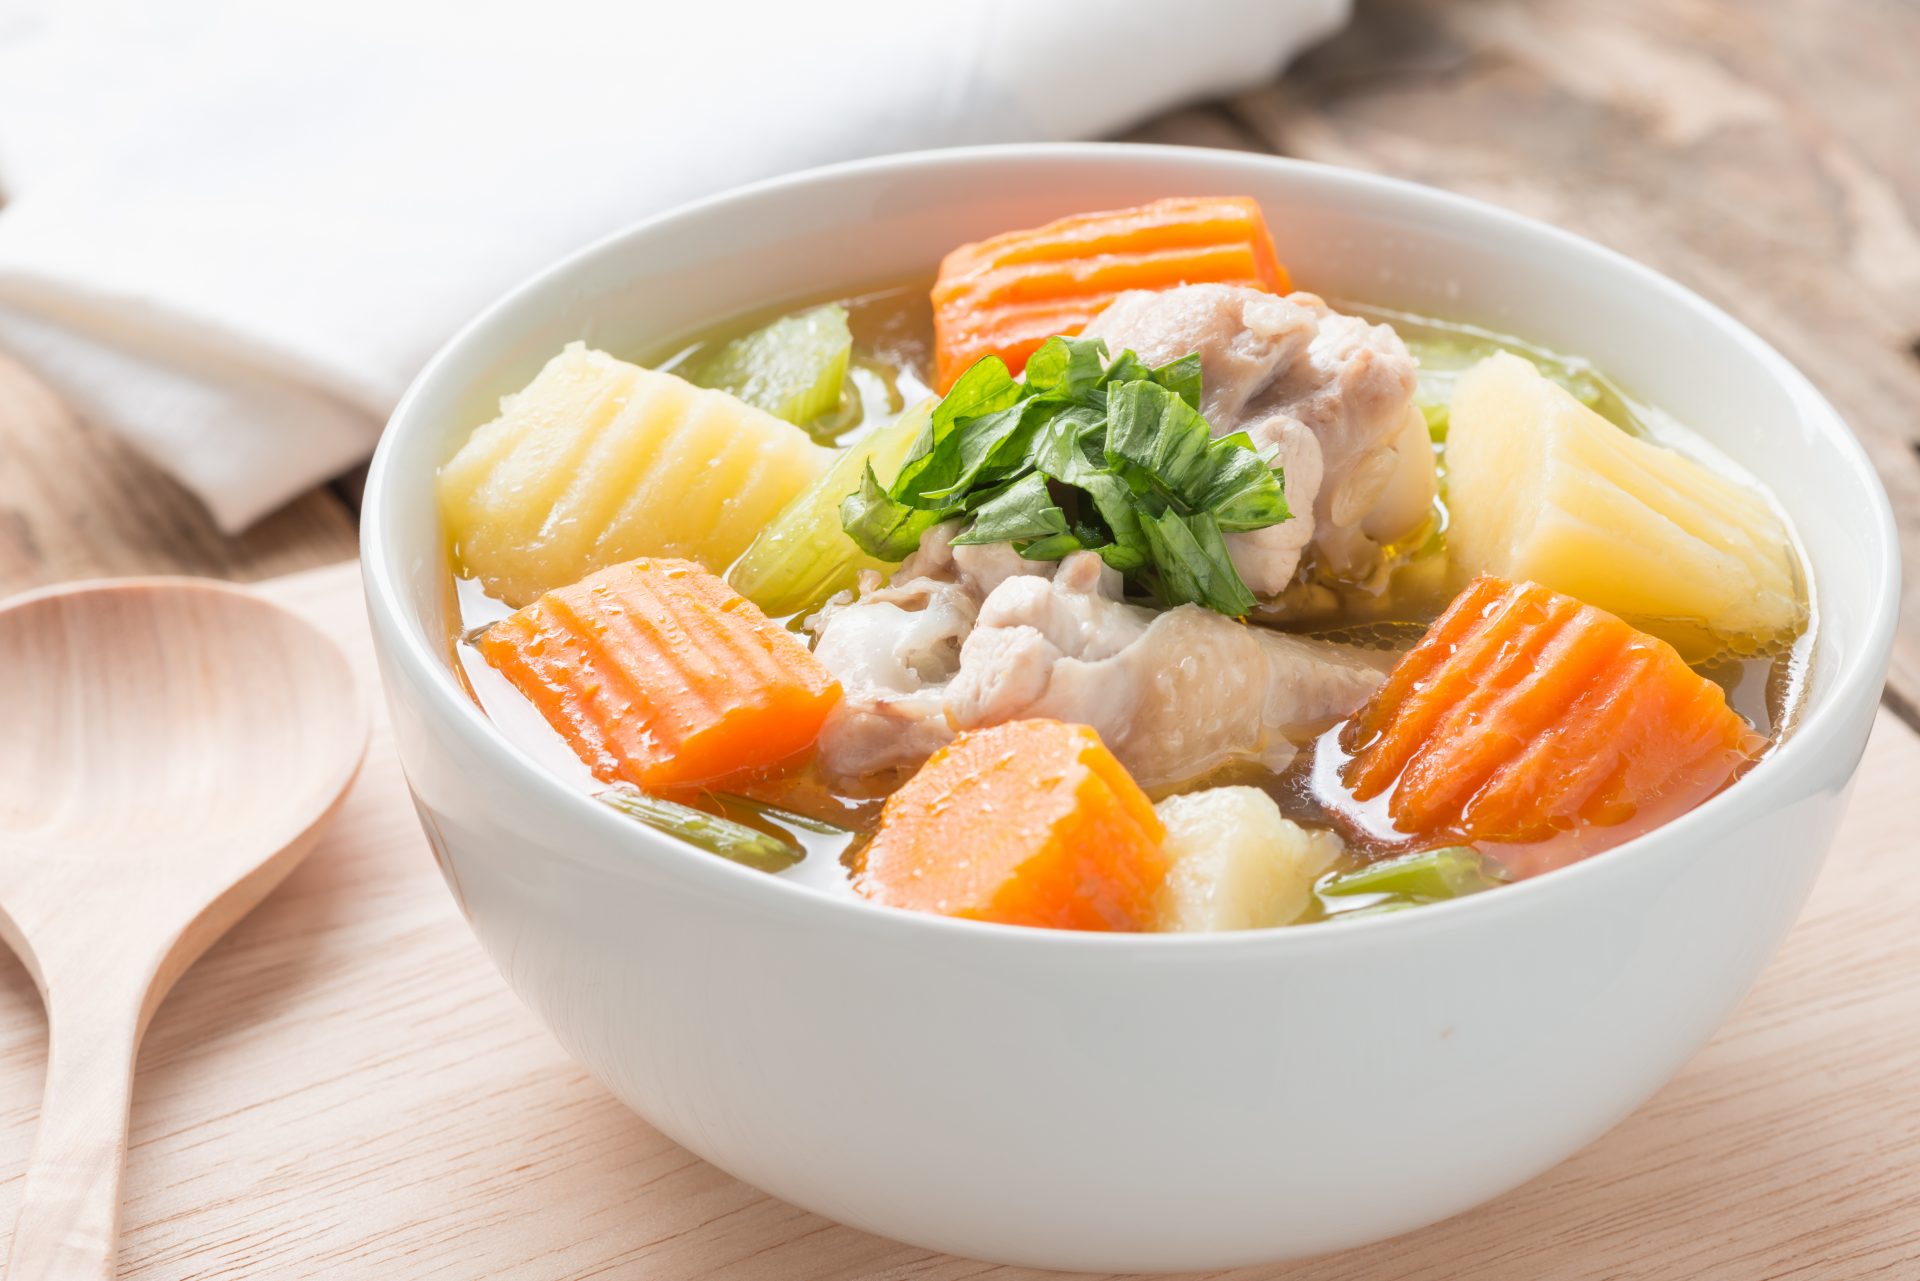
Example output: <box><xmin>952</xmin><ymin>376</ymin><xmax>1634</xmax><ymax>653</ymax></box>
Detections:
<box><xmin>0</xmin><ymin>578</ymin><xmax>367</xmax><ymax>1280</ymax></box>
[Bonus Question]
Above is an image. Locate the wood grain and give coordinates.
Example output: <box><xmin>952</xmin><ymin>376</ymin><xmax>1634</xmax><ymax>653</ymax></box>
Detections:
<box><xmin>1186</xmin><ymin>0</ymin><xmax>1920</xmax><ymax>724</ymax></box>
<box><xmin>0</xmin><ymin>580</ymin><xmax>364</xmax><ymax>1279</ymax></box>
<box><xmin>0</xmin><ymin>561</ymin><xmax>1905</xmax><ymax>1280</ymax></box>
<box><xmin>0</xmin><ymin>352</ymin><xmax>358</xmax><ymax>594</ymax></box>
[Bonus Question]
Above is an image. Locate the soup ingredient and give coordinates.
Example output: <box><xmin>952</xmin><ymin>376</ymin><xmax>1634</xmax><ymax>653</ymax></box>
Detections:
<box><xmin>1154</xmin><ymin>788</ymin><xmax>1343</xmax><ymax>931</ymax></box>
<box><xmin>931</xmin><ymin>196</ymin><xmax>1290</xmax><ymax>390</ymax></box>
<box><xmin>813</xmin><ymin>524</ymin><xmax>1385</xmax><ymax>787</ymax></box>
<box><xmin>1444</xmin><ymin>352</ymin><xmax>1804</xmax><ymax>658</ymax></box>
<box><xmin>1320</xmin><ymin>845</ymin><xmax>1510</xmax><ymax>901</ymax></box>
<box><xmin>686</xmin><ymin>303</ymin><xmax>852</xmax><ymax>428</ymax></box>
<box><xmin>1372</xmin><ymin>309</ymin><xmax>1644</xmax><ymax>439</ymax></box>
<box><xmin>1084</xmin><ymin>285</ymin><xmax>1430</xmax><ymax>595</ymax></box>
<box><xmin>853</xmin><ymin>719</ymin><xmax>1168</xmax><ymax>931</ymax></box>
<box><xmin>1340</xmin><ymin>575</ymin><xmax>1764</xmax><ymax>868</ymax></box>
<box><xmin>728</xmin><ymin>399</ymin><xmax>934</xmax><ymax>616</ymax></box>
<box><xmin>477</xmin><ymin>557</ymin><xmax>841</xmax><ymax>789</ymax></box>
<box><xmin>705</xmin><ymin>791</ymin><xmax>856</xmax><ymax>837</ymax></box>
<box><xmin>840</xmin><ymin>334</ymin><xmax>1291</xmax><ymax>616</ymax></box>
<box><xmin>806</xmin><ymin>543</ymin><xmax>989</xmax><ymax>779</ymax></box>
<box><xmin>438</xmin><ymin>343</ymin><xmax>832</xmax><ymax>606</ymax></box>
<box><xmin>598</xmin><ymin>786</ymin><xmax>802</xmax><ymax>873</ymax></box>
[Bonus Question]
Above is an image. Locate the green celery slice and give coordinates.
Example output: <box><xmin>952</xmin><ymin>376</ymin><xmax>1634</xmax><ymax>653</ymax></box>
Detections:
<box><xmin>598</xmin><ymin>787</ymin><xmax>802</xmax><ymax>873</ymax></box>
<box><xmin>727</xmin><ymin>398</ymin><xmax>934</xmax><ymax>617</ymax></box>
<box><xmin>688</xmin><ymin>304</ymin><xmax>853</xmax><ymax>428</ymax></box>
<box><xmin>704</xmin><ymin>791</ymin><xmax>854</xmax><ymax>836</ymax></box>
<box><xmin>1321</xmin><ymin>845</ymin><xmax>1512</xmax><ymax>901</ymax></box>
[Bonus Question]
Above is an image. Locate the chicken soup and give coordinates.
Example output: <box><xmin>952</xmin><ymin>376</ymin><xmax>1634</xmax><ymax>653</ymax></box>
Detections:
<box><xmin>438</xmin><ymin>196</ymin><xmax>1811</xmax><ymax>932</ymax></box>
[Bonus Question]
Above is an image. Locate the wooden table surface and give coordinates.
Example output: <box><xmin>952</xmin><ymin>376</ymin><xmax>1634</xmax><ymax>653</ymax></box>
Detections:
<box><xmin>1</xmin><ymin>1</ymin><xmax>1916</xmax><ymax>1276</ymax></box>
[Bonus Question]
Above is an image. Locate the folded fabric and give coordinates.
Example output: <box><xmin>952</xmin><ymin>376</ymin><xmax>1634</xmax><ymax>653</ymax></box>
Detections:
<box><xmin>0</xmin><ymin>0</ymin><xmax>1348</xmax><ymax>531</ymax></box>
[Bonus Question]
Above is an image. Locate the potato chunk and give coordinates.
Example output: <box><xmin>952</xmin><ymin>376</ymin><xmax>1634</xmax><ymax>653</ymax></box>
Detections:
<box><xmin>1444</xmin><ymin>352</ymin><xmax>1804</xmax><ymax>658</ymax></box>
<box><xmin>1153</xmin><ymin>787</ymin><xmax>1342</xmax><ymax>932</ymax></box>
<box><xmin>438</xmin><ymin>343</ymin><xmax>831</xmax><ymax>606</ymax></box>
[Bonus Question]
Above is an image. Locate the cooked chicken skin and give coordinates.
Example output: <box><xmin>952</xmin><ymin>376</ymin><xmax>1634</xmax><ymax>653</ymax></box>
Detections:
<box><xmin>1082</xmin><ymin>284</ymin><xmax>1433</xmax><ymax>593</ymax></box>
<box><xmin>809</xmin><ymin>525</ymin><xmax>1386</xmax><ymax>787</ymax></box>
<box><xmin>945</xmin><ymin>552</ymin><xmax>1385</xmax><ymax>787</ymax></box>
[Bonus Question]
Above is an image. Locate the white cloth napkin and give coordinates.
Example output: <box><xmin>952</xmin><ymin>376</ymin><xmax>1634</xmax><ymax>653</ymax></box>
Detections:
<box><xmin>0</xmin><ymin>0</ymin><xmax>1348</xmax><ymax>531</ymax></box>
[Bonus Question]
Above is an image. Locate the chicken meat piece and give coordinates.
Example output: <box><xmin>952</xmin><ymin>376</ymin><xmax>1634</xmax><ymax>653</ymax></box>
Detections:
<box><xmin>943</xmin><ymin>552</ymin><xmax>1385</xmax><ymax>787</ymax></box>
<box><xmin>807</xmin><ymin>523</ymin><xmax>1043</xmax><ymax>780</ymax></box>
<box><xmin>1082</xmin><ymin>284</ymin><xmax>1433</xmax><ymax>593</ymax></box>
<box><xmin>809</xmin><ymin>532</ymin><xmax>1386</xmax><ymax>787</ymax></box>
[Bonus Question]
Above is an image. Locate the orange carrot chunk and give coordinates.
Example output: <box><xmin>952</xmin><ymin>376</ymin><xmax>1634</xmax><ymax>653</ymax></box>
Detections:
<box><xmin>854</xmin><ymin>720</ymin><xmax>1169</xmax><ymax>931</ymax></box>
<box><xmin>1340</xmin><ymin>576</ymin><xmax>1763</xmax><ymax>874</ymax></box>
<box><xmin>478</xmin><ymin>557</ymin><xmax>840</xmax><ymax>789</ymax></box>
<box><xmin>931</xmin><ymin>196</ymin><xmax>1291</xmax><ymax>391</ymax></box>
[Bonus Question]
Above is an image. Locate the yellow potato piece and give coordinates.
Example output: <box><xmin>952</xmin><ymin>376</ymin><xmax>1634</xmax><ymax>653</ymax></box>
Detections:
<box><xmin>1444</xmin><ymin>352</ymin><xmax>1805</xmax><ymax>658</ymax></box>
<box><xmin>1154</xmin><ymin>787</ymin><xmax>1342</xmax><ymax>932</ymax></box>
<box><xmin>438</xmin><ymin>343</ymin><xmax>832</xmax><ymax>605</ymax></box>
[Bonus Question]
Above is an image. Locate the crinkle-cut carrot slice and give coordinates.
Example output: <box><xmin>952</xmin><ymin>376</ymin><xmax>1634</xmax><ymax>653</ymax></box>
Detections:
<box><xmin>1341</xmin><ymin>575</ymin><xmax>1533</xmax><ymax>801</ymax></box>
<box><xmin>478</xmin><ymin>557</ymin><xmax>840</xmax><ymax>790</ymax></box>
<box><xmin>931</xmin><ymin>196</ymin><xmax>1291</xmax><ymax>391</ymax></box>
<box><xmin>854</xmin><ymin>720</ymin><xmax>1169</xmax><ymax>931</ymax></box>
<box><xmin>1339</xmin><ymin>576</ymin><xmax>1763</xmax><ymax>869</ymax></box>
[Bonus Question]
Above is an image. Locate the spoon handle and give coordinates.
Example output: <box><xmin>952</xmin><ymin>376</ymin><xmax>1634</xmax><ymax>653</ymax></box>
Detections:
<box><xmin>6</xmin><ymin>984</ymin><xmax>144</xmax><ymax>1281</ymax></box>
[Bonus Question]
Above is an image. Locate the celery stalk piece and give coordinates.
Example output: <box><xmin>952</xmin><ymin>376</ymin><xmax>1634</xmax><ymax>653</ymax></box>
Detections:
<box><xmin>597</xmin><ymin>786</ymin><xmax>802</xmax><ymax>873</ymax></box>
<box><xmin>705</xmin><ymin>791</ymin><xmax>854</xmax><ymax>836</ymax></box>
<box><xmin>727</xmin><ymin>398</ymin><xmax>934</xmax><ymax>617</ymax></box>
<box><xmin>1320</xmin><ymin>845</ymin><xmax>1512</xmax><ymax>901</ymax></box>
<box><xmin>687</xmin><ymin>304</ymin><xmax>853</xmax><ymax>428</ymax></box>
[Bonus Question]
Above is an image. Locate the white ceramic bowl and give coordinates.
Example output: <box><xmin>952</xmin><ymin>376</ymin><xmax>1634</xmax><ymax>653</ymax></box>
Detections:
<box><xmin>362</xmin><ymin>144</ymin><xmax>1899</xmax><ymax>1271</ymax></box>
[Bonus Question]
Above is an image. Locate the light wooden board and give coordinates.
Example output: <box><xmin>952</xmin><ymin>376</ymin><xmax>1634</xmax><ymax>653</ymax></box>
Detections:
<box><xmin>0</xmin><ymin>353</ymin><xmax>359</xmax><ymax>590</ymax></box>
<box><xmin>0</xmin><ymin>559</ymin><xmax>1906</xmax><ymax>1279</ymax></box>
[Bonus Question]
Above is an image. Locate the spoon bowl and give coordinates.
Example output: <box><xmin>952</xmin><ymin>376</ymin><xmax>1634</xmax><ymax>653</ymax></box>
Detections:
<box><xmin>0</xmin><ymin>578</ymin><xmax>366</xmax><ymax>1280</ymax></box>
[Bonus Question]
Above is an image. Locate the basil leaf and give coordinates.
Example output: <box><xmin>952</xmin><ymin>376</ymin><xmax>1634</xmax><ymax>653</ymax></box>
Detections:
<box><xmin>1017</xmin><ymin>531</ymin><xmax>1086</xmax><ymax>561</ymax></box>
<box><xmin>1105</xmin><ymin>381</ymin><xmax>1216</xmax><ymax>507</ymax></box>
<box><xmin>1151</xmin><ymin>352</ymin><xmax>1204</xmax><ymax>410</ymax></box>
<box><xmin>1139</xmin><ymin>508</ymin><xmax>1256</xmax><ymax>615</ymax></box>
<box><xmin>837</xmin><ymin>335</ymin><xmax>1293</xmax><ymax>615</ymax></box>
<box><xmin>840</xmin><ymin>462</ymin><xmax>950</xmax><ymax>560</ymax></box>
<box><xmin>932</xmin><ymin>355</ymin><xmax>1023</xmax><ymax>433</ymax></box>
<box><xmin>1106</xmin><ymin>382</ymin><xmax>1287</xmax><ymax>528</ymax></box>
<box><xmin>898</xmin><ymin>403</ymin><xmax>1015</xmax><ymax>503</ymax></box>
<box><xmin>1073</xmin><ymin>470</ymin><xmax>1151</xmax><ymax>571</ymax></box>
<box><xmin>890</xmin><ymin>356</ymin><xmax>1025</xmax><ymax>500</ymax></box>
<box><xmin>1199</xmin><ymin>430</ymin><xmax>1291</xmax><ymax>530</ymax></box>
<box><xmin>1022</xmin><ymin>335</ymin><xmax>1108</xmax><ymax>400</ymax></box>
<box><xmin>1031</xmin><ymin>405</ymin><xmax>1105</xmax><ymax>477</ymax></box>
<box><xmin>952</xmin><ymin>473</ymin><xmax>1068</xmax><ymax>545</ymax></box>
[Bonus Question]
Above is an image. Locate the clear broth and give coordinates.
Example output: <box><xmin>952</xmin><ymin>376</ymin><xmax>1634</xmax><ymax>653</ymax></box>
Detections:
<box><xmin>450</xmin><ymin>282</ymin><xmax>1815</xmax><ymax>919</ymax></box>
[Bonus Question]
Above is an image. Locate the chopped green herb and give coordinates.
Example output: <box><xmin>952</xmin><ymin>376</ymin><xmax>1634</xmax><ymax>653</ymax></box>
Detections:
<box><xmin>838</xmin><ymin>336</ymin><xmax>1291</xmax><ymax>614</ymax></box>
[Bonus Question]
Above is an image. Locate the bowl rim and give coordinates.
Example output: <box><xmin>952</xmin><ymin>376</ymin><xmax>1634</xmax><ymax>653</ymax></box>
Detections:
<box><xmin>362</xmin><ymin>141</ymin><xmax>1901</xmax><ymax>953</ymax></box>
